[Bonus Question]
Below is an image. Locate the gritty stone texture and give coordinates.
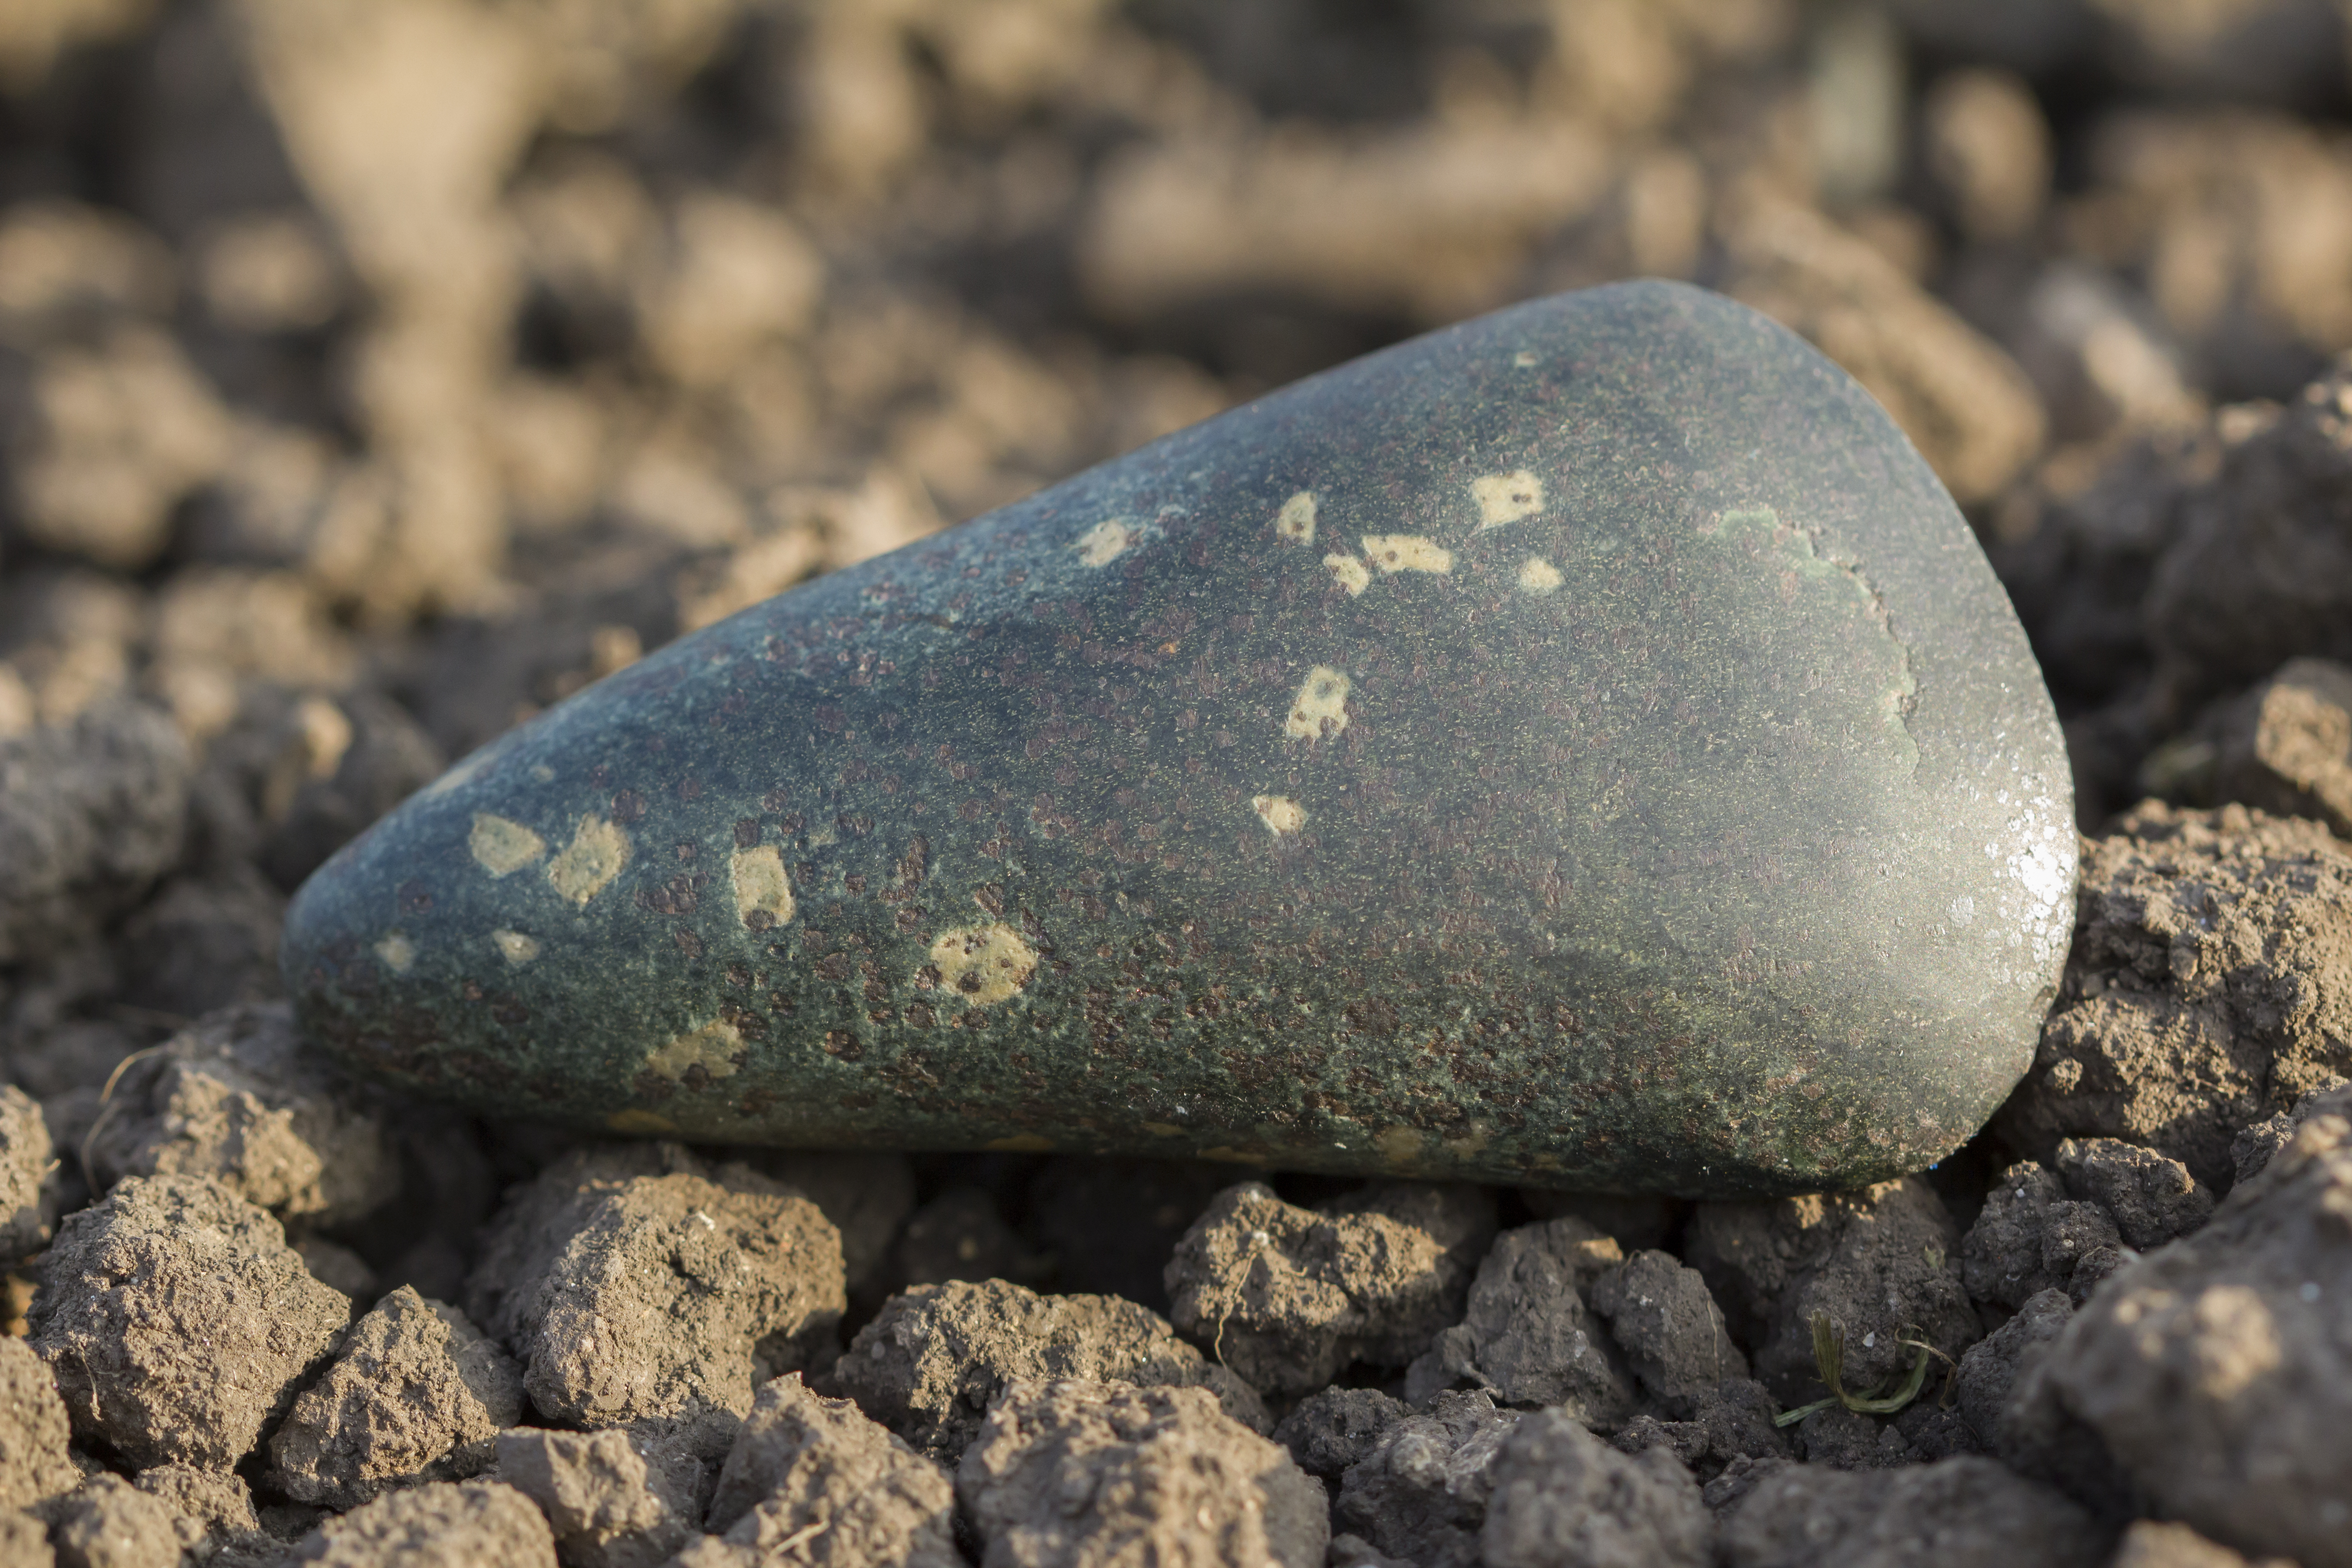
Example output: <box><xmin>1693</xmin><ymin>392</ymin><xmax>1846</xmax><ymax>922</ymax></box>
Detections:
<box><xmin>1332</xmin><ymin>1390</ymin><xmax>1519</xmax><ymax>1568</ymax></box>
<box><xmin>1270</xmin><ymin>1387</ymin><xmax>1407</xmax><ymax>1480</ymax></box>
<box><xmin>495</xmin><ymin>1427</ymin><xmax>693</xmax><ymax>1568</ymax></box>
<box><xmin>1611</xmin><ymin>1378</ymin><xmax>1792</xmax><ymax>1482</ymax></box>
<box><xmin>283</xmin><ymin>281</ymin><xmax>2073</xmax><ymax>1196</ymax></box>
<box><xmin>464</xmin><ymin>1143</ymin><xmax>843</xmax><ymax>1428</ymax></box>
<box><xmin>2206</xmin><ymin>657</ymin><xmax>2352</xmax><ymax>840</ymax></box>
<box><xmin>284</xmin><ymin>1479</ymin><xmax>557</xmax><ymax>1567</ymax></box>
<box><xmin>1166</xmin><ymin>1181</ymin><xmax>1492</xmax><ymax>1397</ymax></box>
<box><xmin>1685</xmin><ymin>1177</ymin><xmax>1980</xmax><ymax>1405</ymax></box>
<box><xmin>1998</xmin><ymin>803</ymin><xmax>2352</xmax><ymax>1189</ymax></box>
<box><xmin>1963</xmin><ymin>1161</ymin><xmax>2124</xmax><ymax>1310</ymax></box>
<box><xmin>1480</xmin><ymin>1408</ymin><xmax>1710</xmax><ymax>1568</ymax></box>
<box><xmin>698</xmin><ymin>1373</ymin><xmax>957</xmax><ymax>1568</ymax></box>
<box><xmin>0</xmin><ymin>1084</ymin><xmax>58</xmax><ymax>1263</ymax></box>
<box><xmin>1715</xmin><ymin>1456</ymin><xmax>2114</xmax><ymax>1568</ymax></box>
<box><xmin>834</xmin><ymin>1276</ymin><xmax>1264</xmax><ymax>1463</ymax></box>
<box><xmin>0</xmin><ymin>701</ymin><xmax>190</xmax><ymax>966</ymax></box>
<box><xmin>83</xmin><ymin>1002</ymin><xmax>400</xmax><ymax>1228</ymax></box>
<box><xmin>28</xmin><ymin>1173</ymin><xmax>350</xmax><ymax>1470</ymax></box>
<box><xmin>2054</xmin><ymin>1136</ymin><xmax>2214</xmax><ymax>1248</ymax></box>
<box><xmin>2031</xmin><ymin>1101</ymin><xmax>2352</xmax><ymax>1566</ymax></box>
<box><xmin>49</xmin><ymin>1473</ymin><xmax>202</xmax><ymax>1568</ymax></box>
<box><xmin>1588</xmin><ymin>1247</ymin><xmax>1748</xmax><ymax>1414</ymax></box>
<box><xmin>0</xmin><ymin>1335</ymin><xmax>77</xmax><ymax>1513</ymax></box>
<box><xmin>268</xmin><ymin>1286</ymin><xmax>523</xmax><ymax>1508</ymax></box>
<box><xmin>956</xmin><ymin>1380</ymin><xmax>1326</xmax><ymax>1568</ymax></box>
<box><xmin>1402</xmin><ymin>1215</ymin><xmax>1633</xmax><ymax>1419</ymax></box>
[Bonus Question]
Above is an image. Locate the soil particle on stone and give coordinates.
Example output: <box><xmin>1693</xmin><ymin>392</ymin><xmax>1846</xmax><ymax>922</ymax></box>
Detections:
<box><xmin>0</xmin><ymin>1334</ymin><xmax>78</xmax><ymax>1514</ymax></box>
<box><xmin>495</xmin><ymin>1426</ymin><xmax>695</xmax><ymax>1568</ymax></box>
<box><xmin>28</xmin><ymin>1172</ymin><xmax>350</xmax><ymax>1470</ymax></box>
<box><xmin>2053</xmin><ymin>1137</ymin><xmax>2214</xmax><ymax>1249</ymax></box>
<box><xmin>1330</xmin><ymin>1388</ymin><xmax>1519</xmax><ymax>1568</ymax></box>
<box><xmin>2027</xmin><ymin>1098</ymin><xmax>2352</xmax><ymax>1566</ymax></box>
<box><xmin>1402</xmin><ymin>1216</ymin><xmax>1634</xmax><ymax>1420</ymax></box>
<box><xmin>1480</xmin><ymin>1407</ymin><xmax>1710</xmax><ymax>1568</ymax></box>
<box><xmin>1685</xmin><ymin>1177</ymin><xmax>1980</xmax><ymax>1406</ymax></box>
<box><xmin>1166</xmin><ymin>1181</ymin><xmax>1495</xmax><ymax>1398</ymax></box>
<box><xmin>268</xmin><ymin>1285</ymin><xmax>523</xmax><ymax>1508</ymax></box>
<box><xmin>956</xmin><ymin>1379</ymin><xmax>1327</xmax><ymax>1568</ymax></box>
<box><xmin>1588</xmin><ymin>1247</ymin><xmax>1749</xmax><ymax>1415</ymax></box>
<box><xmin>1963</xmin><ymin>1161</ymin><xmax>2125</xmax><ymax>1310</ymax></box>
<box><xmin>47</xmin><ymin>1472</ymin><xmax>202</xmax><ymax>1568</ymax></box>
<box><xmin>833</xmin><ymin>1276</ymin><xmax>1264</xmax><ymax>1465</ymax></box>
<box><xmin>463</xmin><ymin>1143</ymin><xmax>844</xmax><ymax>1430</ymax></box>
<box><xmin>0</xmin><ymin>1083</ymin><xmax>58</xmax><ymax>1262</ymax></box>
<box><xmin>1999</xmin><ymin>802</ymin><xmax>2352</xmax><ymax>1188</ymax></box>
<box><xmin>83</xmin><ymin>1001</ymin><xmax>400</xmax><ymax>1229</ymax></box>
<box><xmin>691</xmin><ymin>1372</ymin><xmax>957</xmax><ymax>1568</ymax></box>
<box><xmin>283</xmin><ymin>1478</ymin><xmax>557</xmax><ymax>1567</ymax></box>
<box><xmin>1270</xmin><ymin>1386</ymin><xmax>1409</xmax><ymax>1480</ymax></box>
<box><xmin>0</xmin><ymin>702</ymin><xmax>191</xmax><ymax>966</ymax></box>
<box><xmin>1716</xmin><ymin>1455</ymin><xmax>2116</xmax><ymax>1567</ymax></box>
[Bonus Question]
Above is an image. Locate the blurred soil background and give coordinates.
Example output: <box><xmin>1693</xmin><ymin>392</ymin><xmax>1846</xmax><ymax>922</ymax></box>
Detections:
<box><xmin>7</xmin><ymin>2</ymin><xmax>2352</xmax><ymax>1564</ymax></box>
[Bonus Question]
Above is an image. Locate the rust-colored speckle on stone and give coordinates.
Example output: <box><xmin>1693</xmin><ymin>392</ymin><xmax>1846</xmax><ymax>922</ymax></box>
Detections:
<box><xmin>1073</xmin><ymin>519</ymin><xmax>1135</xmax><ymax>566</ymax></box>
<box><xmin>492</xmin><ymin>929</ymin><xmax>540</xmax><ymax>966</ymax></box>
<box><xmin>929</xmin><ymin>923</ymin><xmax>1038</xmax><ymax>1007</ymax></box>
<box><xmin>644</xmin><ymin>1017</ymin><xmax>745</xmax><ymax>1080</ymax></box>
<box><xmin>547</xmin><ymin>813</ymin><xmax>631</xmax><ymax>906</ymax></box>
<box><xmin>1324</xmin><ymin>554</ymin><xmax>1371</xmax><ymax>596</ymax></box>
<box><xmin>1519</xmin><ymin>557</ymin><xmax>1564</xmax><ymax>594</ymax></box>
<box><xmin>730</xmin><ymin>844</ymin><xmax>795</xmax><ymax>930</ymax></box>
<box><xmin>1473</xmin><ymin>470</ymin><xmax>1545</xmax><ymax>529</ymax></box>
<box><xmin>1276</xmin><ymin>490</ymin><xmax>1317</xmax><ymax>544</ymax></box>
<box><xmin>1252</xmin><ymin>794</ymin><xmax>1307</xmax><ymax>836</ymax></box>
<box><xmin>1284</xmin><ymin>666</ymin><xmax>1351</xmax><ymax>740</ymax></box>
<box><xmin>469</xmin><ymin>813</ymin><xmax>546</xmax><ymax>876</ymax></box>
<box><xmin>1362</xmin><ymin>534</ymin><xmax>1452</xmax><ymax>575</ymax></box>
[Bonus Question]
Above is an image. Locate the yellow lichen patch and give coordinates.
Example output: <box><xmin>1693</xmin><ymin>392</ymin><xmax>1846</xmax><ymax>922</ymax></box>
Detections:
<box><xmin>1324</xmin><ymin>554</ymin><xmax>1371</xmax><ymax>596</ymax></box>
<box><xmin>730</xmin><ymin>844</ymin><xmax>794</xmax><ymax>931</ymax></box>
<box><xmin>644</xmin><ymin>1018</ymin><xmax>745</xmax><ymax>1082</ymax></box>
<box><xmin>1252</xmin><ymin>794</ymin><xmax>1307</xmax><ymax>836</ymax></box>
<box><xmin>930</xmin><ymin>923</ymin><xmax>1038</xmax><ymax>1007</ymax></box>
<box><xmin>1472</xmin><ymin>470</ymin><xmax>1544</xmax><ymax>529</ymax></box>
<box><xmin>547</xmin><ymin>813</ymin><xmax>631</xmax><ymax>906</ymax></box>
<box><xmin>373</xmin><ymin>932</ymin><xmax>416</xmax><ymax>973</ymax></box>
<box><xmin>986</xmin><ymin>1134</ymin><xmax>1055</xmax><ymax>1153</ymax></box>
<box><xmin>492</xmin><ymin>929</ymin><xmax>540</xmax><ymax>966</ymax></box>
<box><xmin>608</xmin><ymin>1109</ymin><xmax>678</xmax><ymax>1136</ymax></box>
<box><xmin>1283</xmin><ymin>665</ymin><xmax>1351</xmax><ymax>740</ymax></box>
<box><xmin>1275</xmin><ymin>490</ymin><xmax>1317</xmax><ymax>544</ymax></box>
<box><xmin>1362</xmin><ymin>534</ymin><xmax>1452</xmax><ymax>575</ymax></box>
<box><xmin>469</xmin><ymin>813</ymin><xmax>546</xmax><ymax>877</ymax></box>
<box><xmin>1073</xmin><ymin>519</ymin><xmax>1135</xmax><ymax>567</ymax></box>
<box><xmin>1518</xmin><ymin>557</ymin><xmax>1564</xmax><ymax>594</ymax></box>
<box><xmin>1374</xmin><ymin>1125</ymin><xmax>1428</xmax><ymax>1167</ymax></box>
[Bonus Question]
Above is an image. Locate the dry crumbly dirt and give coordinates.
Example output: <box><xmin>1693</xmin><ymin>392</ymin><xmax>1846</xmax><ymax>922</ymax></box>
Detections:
<box><xmin>5</xmin><ymin>1</ymin><xmax>2352</xmax><ymax>1564</ymax></box>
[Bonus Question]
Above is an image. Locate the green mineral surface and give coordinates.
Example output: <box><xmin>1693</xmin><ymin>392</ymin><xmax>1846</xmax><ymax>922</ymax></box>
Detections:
<box><xmin>282</xmin><ymin>280</ymin><xmax>2074</xmax><ymax>1196</ymax></box>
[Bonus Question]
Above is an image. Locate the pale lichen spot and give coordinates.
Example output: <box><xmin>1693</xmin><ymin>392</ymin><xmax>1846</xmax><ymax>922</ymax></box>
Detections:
<box><xmin>1518</xmin><ymin>557</ymin><xmax>1564</xmax><ymax>595</ymax></box>
<box><xmin>1512</xmin><ymin>349</ymin><xmax>1538</xmax><ymax>368</ymax></box>
<box><xmin>1252</xmin><ymin>794</ymin><xmax>1307</xmax><ymax>836</ymax></box>
<box><xmin>1284</xmin><ymin>665</ymin><xmax>1351</xmax><ymax>740</ymax></box>
<box><xmin>1472</xmin><ymin>470</ymin><xmax>1544</xmax><ymax>530</ymax></box>
<box><xmin>1275</xmin><ymin>490</ymin><xmax>1317</xmax><ymax>545</ymax></box>
<box><xmin>547</xmin><ymin>813</ymin><xmax>631</xmax><ymax>906</ymax></box>
<box><xmin>1324</xmin><ymin>554</ymin><xmax>1371</xmax><ymax>596</ymax></box>
<box><xmin>492</xmin><ymin>929</ymin><xmax>541</xmax><ymax>966</ymax></box>
<box><xmin>1374</xmin><ymin>1125</ymin><xmax>1428</xmax><ymax>1167</ymax></box>
<box><xmin>469</xmin><ymin>813</ymin><xmax>546</xmax><ymax>877</ymax></box>
<box><xmin>644</xmin><ymin>1017</ymin><xmax>745</xmax><ymax>1082</ymax></box>
<box><xmin>1073</xmin><ymin>519</ymin><xmax>1135</xmax><ymax>567</ymax></box>
<box><xmin>1362</xmin><ymin>534</ymin><xmax>1452</xmax><ymax>575</ymax></box>
<box><xmin>608</xmin><ymin>1109</ymin><xmax>678</xmax><ymax>1136</ymax></box>
<box><xmin>930</xmin><ymin>923</ymin><xmax>1038</xmax><ymax>1007</ymax></box>
<box><xmin>374</xmin><ymin>932</ymin><xmax>416</xmax><ymax>973</ymax></box>
<box><xmin>730</xmin><ymin>844</ymin><xmax>795</xmax><ymax>931</ymax></box>
<box><xmin>986</xmin><ymin>1134</ymin><xmax>1055</xmax><ymax>1153</ymax></box>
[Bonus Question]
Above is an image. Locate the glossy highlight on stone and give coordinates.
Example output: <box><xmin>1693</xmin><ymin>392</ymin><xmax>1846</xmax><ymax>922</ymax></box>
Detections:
<box><xmin>281</xmin><ymin>281</ymin><xmax>2075</xmax><ymax>1196</ymax></box>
